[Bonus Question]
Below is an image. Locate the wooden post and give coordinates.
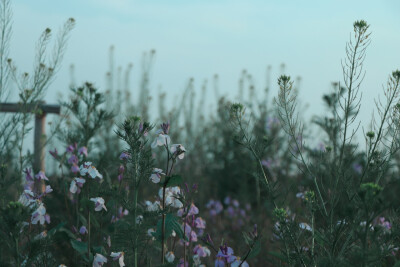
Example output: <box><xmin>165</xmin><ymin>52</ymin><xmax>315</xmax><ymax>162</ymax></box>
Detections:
<box><xmin>0</xmin><ymin>102</ymin><xmax>60</xmax><ymax>191</ymax></box>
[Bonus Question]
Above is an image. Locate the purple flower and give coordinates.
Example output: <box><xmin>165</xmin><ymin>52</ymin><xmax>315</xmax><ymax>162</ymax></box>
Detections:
<box><xmin>24</xmin><ymin>168</ymin><xmax>34</xmax><ymax>181</ymax></box>
<box><xmin>68</xmin><ymin>154</ymin><xmax>78</xmax><ymax>165</ymax></box>
<box><xmin>216</xmin><ymin>244</ymin><xmax>236</xmax><ymax>263</ymax></box>
<box><xmin>177</xmin><ymin>258</ymin><xmax>188</xmax><ymax>267</ymax></box>
<box><xmin>352</xmin><ymin>163</ymin><xmax>362</xmax><ymax>174</ymax></box>
<box><xmin>119</xmin><ymin>152</ymin><xmax>131</xmax><ymax>160</ymax></box>
<box><xmin>66</xmin><ymin>143</ymin><xmax>77</xmax><ymax>153</ymax></box>
<box><xmin>71</xmin><ymin>164</ymin><xmax>79</xmax><ymax>173</ymax></box>
<box><xmin>31</xmin><ymin>203</ymin><xmax>50</xmax><ymax>225</ymax></box>
<box><xmin>35</xmin><ymin>171</ymin><xmax>49</xmax><ymax>181</ymax></box>
<box><xmin>49</xmin><ymin>148</ymin><xmax>58</xmax><ymax>158</ymax></box>
<box><xmin>79</xmin><ymin>226</ymin><xmax>88</xmax><ymax>235</ymax></box>
<box><xmin>195</xmin><ymin>217</ymin><xmax>206</xmax><ymax>229</ymax></box>
<box><xmin>159</xmin><ymin>122</ymin><xmax>170</xmax><ymax>135</ymax></box>
<box><xmin>188</xmin><ymin>203</ymin><xmax>199</xmax><ymax>216</ymax></box>
<box><xmin>193</xmin><ymin>244</ymin><xmax>211</xmax><ymax>257</ymax></box>
<box><xmin>78</xmin><ymin>146</ymin><xmax>88</xmax><ymax>157</ymax></box>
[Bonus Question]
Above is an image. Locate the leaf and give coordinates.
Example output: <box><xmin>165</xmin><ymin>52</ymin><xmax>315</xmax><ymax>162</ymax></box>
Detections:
<box><xmin>247</xmin><ymin>239</ymin><xmax>261</xmax><ymax>259</ymax></box>
<box><xmin>47</xmin><ymin>222</ymin><xmax>67</xmax><ymax>236</ymax></box>
<box><xmin>165</xmin><ymin>174</ymin><xmax>183</xmax><ymax>187</ymax></box>
<box><xmin>268</xmin><ymin>250</ymin><xmax>287</xmax><ymax>262</ymax></box>
<box><xmin>153</xmin><ymin>213</ymin><xmax>186</xmax><ymax>241</ymax></box>
<box><xmin>71</xmin><ymin>239</ymin><xmax>88</xmax><ymax>254</ymax></box>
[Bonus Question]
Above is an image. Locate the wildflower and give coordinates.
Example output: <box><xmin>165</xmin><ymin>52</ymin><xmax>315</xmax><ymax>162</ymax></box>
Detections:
<box><xmin>66</xmin><ymin>143</ymin><xmax>77</xmax><ymax>153</ymax></box>
<box><xmin>93</xmin><ymin>253</ymin><xmax>107</xmax><ymax>267</ymax></box>
<box><xmin>34</xmin><ymin>230</ymin><xmax>48</xmax><ymax>240</ymax></box>
<box><xmin>299</xmin><ymin>222</ymin><xmax>312</xmax><ymax>231</ymax></box>
<box><xmin>177</xmin><ymin>258</ymin><xmax>188</xmax><ymax>267</ymax></box>
<box><xmin>70</xmin><ymin>178</ymin><xmax>86</xmax><ymax>194</ymax></box>
<box><xmin>165</xmin><ymin>251</ymin><xmax>175</xmax><ymax>263</ymax></box>
<box><xmin>90</xmin><ymin>197</ymin><xmax>107</xmax><ymax>211</ymax></box>
<box><xmin>49</xmin><ymin>148</ymin><xmax>58</xmax><ymax>158</ymax></box>
<box><xmin>159</xmin><ymin>122</ymin><xmax>170</xmax><ymax>135</ymax></box>
<box><xmin>119</xmin><ymin>152</ymin><xmax>130</xmax><ymax>160</ymax></box>
<box><xmin>110</xmin><ymin>252</ymin><xmax>125</xmax><ymax>267</ymax></box>
<box><xmin>35</xmin><ymin>171</ymin><xmax>49</xmax><ymax>181</ymax></box>
<box><xmin>68</xmin><ymin>154</ymin><xmax>78</xmax><ymax>165</ymax></box>
<box><xmin>193</xmin><ymin>254</ymin><xmax>202</xmax><ymax>266</ymax></box>
<box><xmin>71</xmin><ymin>164</ymin><xmax>79</xmax><ymax>173</ymax></box>
<box><xmin>147</xmin><ymin>228</ymin><xmax>156</xmax><ymax>240</ymax></box>
<box><xmin>78</xmin><ymin>146</ymin><xmax>88</xmax><ymax>157</ymax></box>
<box><xmin>193</xmin><ymin>244</ymin><xmax>211</xmax><ymax>257</ymax></box>
<box><xmin>231</xmin><ymin>258</ymin><xmax>249</xmax><ymax>267</ymax></box>
<box><xmin>195</xmin><ymin>217</ymin><xmax>206</xmax><ymax>229</ymax></box>
<box><xmin>159</xmin><ymin>186</ymin><xmax>183</xmax><ymax>208</ymax></box>
<box><xmin>59</xmin><ymin>265</ymin><xmax>67</xmax><ymax>267</ymax></box>
<box><xmin>80</xmin><ymin>162</ymin><xmax>103</xmax><ymax>179</ymax></box>
<box><xmin>170</xmin><ymin>144</ymin><xmax>186</xmax><ymax>159</ymax></box>
<box><xmin>216</xmin><ymin>244</ymin><xmax>236</xmax><ymax>263</ymax></box>
<box><xmin>106</xmin><ymin>235</ymin><xmax>111</xmax><ymax>247</ymax></box>
<box><xmin>149</xmin><ymin>168</ymin><xmax>164</xmax><ymax>183</ymax></box>
<box><xmin>136</xmin><ymin>215</ymin><xmax>143</xmax><ymax>225</ymax></box>
<box><xmin>31</xmin><ymin>203</ymin><xmax>50</xmax><ymax>225</ymax></box>
<box><xmin>151</xmin><ymin>133</ymin><xmax>171</xmax><ymax>148</ymax></box>
<box><xmin>79</xmin><ymin>226</ymin><xmax>88</xmax><ymax>235</ymax></box>
<box><xmin>188</xmin><ymin>203</ymin><xmax>199</xmax><ymax>216</ymax></box>
<box><xmin>145</xmin><ymin>200</ymin><xmax>160</xmax><ymax>211</ymax></box>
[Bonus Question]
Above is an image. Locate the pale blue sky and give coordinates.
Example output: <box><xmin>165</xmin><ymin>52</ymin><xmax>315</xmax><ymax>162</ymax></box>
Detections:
<box><xmin>8</xmin><ymin>0</ymin><xmax>400</xmax><ymax>132</ymax></box>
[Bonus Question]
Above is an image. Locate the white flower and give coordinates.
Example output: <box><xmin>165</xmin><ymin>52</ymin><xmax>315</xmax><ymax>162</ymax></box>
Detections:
<box><xmin>110</xmin><ymin>252</ymin><xmax>125</xmax><ymax>267</ymax></box>
<box><xmin>193</xmin><ymin>254</ymin><xmax>202</xmax><ymax>266</ymax></box>
<box><xmin>31</xmin><ymin>203</ymin><xmax>50</xmax><ymax>225</ymax></box>
<box><xmin>93</xmin><ymin>253</ymin><xmax>107</xmax><ymax>267</ymax></box>
<box><xmin>80</xmin><ymin>162</ymin><xmax>103</xmax><ymax>179</ymax></box>
<box><xmin>150</xmin><ymin>168</ymin><xmax>165</xmax><ymax>183</ymax></box>
<box><xmin>165</xmin><ymin>251</ymin><xmax>175</xmax><ymax>263</ymax></box>
<box><xmin>70</xmin><ymin>178</ymin><xmax>86</xmax><ymax>193</ymax></box>
<box><xmin>170</xmin><ymin>144</ymin><xmax>186</xmax><ymax>159</ymax></box>
<box><xmin>136</xmin><ymin>215</ymin><xmax>143</xmax><ymax>225</ymax></box>
<box><xmin>145</xmin><ymin>200</ymin><xmax>160</xmax><ymax>212</ymax></box>
<box><xmin>90</xmin><ymin>197</ymin><xmax>107</xmax><ymax>211</ymax></box>
<box><xmin>151</xmin><ymin>134</ymin><xmax>171</xmax><ymax>148</ymax></box>
<box><xmin>158</xmin><ymin>186</ymin><xmax>183</xmax><ymax>208</ymax></box>
<box><xmin>299</xmin><ymin>222</ymin><xmax>312</xmax><ymax>231</ymax></box>
<box><xmin>147</xmin><ymin>228</ymin><xmax>156</xmax><ymax>240</ymax></box>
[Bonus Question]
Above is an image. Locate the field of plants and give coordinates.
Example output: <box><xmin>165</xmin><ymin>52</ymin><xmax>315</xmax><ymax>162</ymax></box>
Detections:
<box><xmin>1</xmin><ymin>0</ymin><xmax>400</xmax><ymax>266</ymax></box>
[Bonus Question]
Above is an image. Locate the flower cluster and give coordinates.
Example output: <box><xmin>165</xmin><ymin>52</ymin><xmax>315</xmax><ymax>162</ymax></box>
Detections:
<box><xmin>18</xmin><ymin>168</ymin><xmax>53</xmax><ymax>225</ymax></box>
